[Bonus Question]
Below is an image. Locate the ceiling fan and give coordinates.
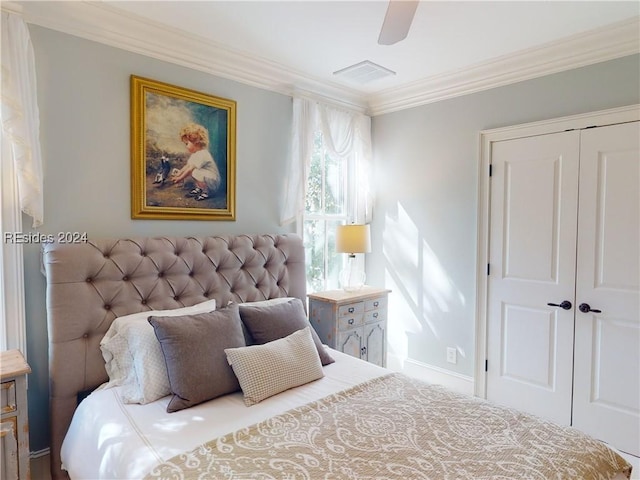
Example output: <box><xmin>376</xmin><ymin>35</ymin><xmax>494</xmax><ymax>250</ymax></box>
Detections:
<box><xmin>378</xmin><ymin>0</ymin><xmax>420</xmax><ymax>45</ymax></box>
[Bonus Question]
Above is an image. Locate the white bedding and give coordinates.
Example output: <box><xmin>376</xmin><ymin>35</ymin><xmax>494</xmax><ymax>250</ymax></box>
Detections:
<box><xmin>61</xmin><ymin>348</ymin><xmax>388</xmax><ymax>480</ymax></box>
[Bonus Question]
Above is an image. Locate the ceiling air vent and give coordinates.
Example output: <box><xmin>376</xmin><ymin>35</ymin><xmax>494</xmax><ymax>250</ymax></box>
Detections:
<box><xmin>333</xmin><ymin>60</ymin><xmax>396</xmax><ymax>85</ymax></box>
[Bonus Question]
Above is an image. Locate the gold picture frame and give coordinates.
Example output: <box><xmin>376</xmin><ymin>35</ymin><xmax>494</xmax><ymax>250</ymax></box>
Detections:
<box><xmin>131</xmin><ymin>75</ymin><xmax>236</xmax><ymax>220</ymax></box>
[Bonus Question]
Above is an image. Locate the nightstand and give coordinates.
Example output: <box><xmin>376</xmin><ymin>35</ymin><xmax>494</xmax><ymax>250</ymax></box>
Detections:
<box><xmin>308</xmin><ymin>287</ymin><xmax>391</xmax><ymax>367</ymax></box>
<box><xmin>1</xmin><ymin>350</ymin><xmax>31</xmax><ymax>480</ymax></box>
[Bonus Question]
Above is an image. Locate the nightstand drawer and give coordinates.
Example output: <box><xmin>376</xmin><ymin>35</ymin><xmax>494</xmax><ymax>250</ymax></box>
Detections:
<box><xmin>1</xmin><ymin>381</ymin><xmax>17</xmax><ymax>415</ymax></box>
<box><xmin>338</xmin><ymin>314</ymin><xmax>364</xmax><ymax>331</ymax></box>
<box><xmin>365</xmin><ymin>296</ymin><xmax>387</xmax><ymax>312</ymax></box>
<box><xmin>365</xmin><ymin>309</ymin><xmax>385</xmax><ymax>324</ymax></box>
<box><xmin>338</xmin><ymin>302</ymin><xmax>364</xmax><ymax>317</ymax></box>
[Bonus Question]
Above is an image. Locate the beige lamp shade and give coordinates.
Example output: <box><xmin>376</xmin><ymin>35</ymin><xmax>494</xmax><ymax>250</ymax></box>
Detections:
<box><xmin>336</xmin><ymin>224</ymin><xmax>371</xmax><ymax>254</ymax></box>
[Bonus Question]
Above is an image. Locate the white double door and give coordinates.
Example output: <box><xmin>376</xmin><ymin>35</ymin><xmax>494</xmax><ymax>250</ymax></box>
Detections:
<box><xmin>486</xmin><ymin>121</ymin><xmax>639</xmax><ymax>455</ymax></box>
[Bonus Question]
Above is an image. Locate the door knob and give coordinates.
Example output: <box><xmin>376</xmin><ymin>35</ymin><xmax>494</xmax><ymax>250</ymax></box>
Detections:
<box><xmin>579</xmin><ymin>303</ymin><xmax>601</xmax><ymax>313</ymax></box>
<box><xmin>547</xmin><ymin>300</ymin><xmax>572</xmax><ymax>310</ymax></box>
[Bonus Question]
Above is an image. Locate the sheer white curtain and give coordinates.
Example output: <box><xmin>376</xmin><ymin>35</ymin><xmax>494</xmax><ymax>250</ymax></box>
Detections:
<box><xmin>1</xmin><ymin>11</ymin><xmax>44</xmax><ymax>352</ymax></box>
<box><xmin>317</xmin><ymin>103</ymin><xmax>372</xmax><ymax>224</ymax></box>
<box><xmin>281</xmin><ymin>97</ymin><xmax>372</xmax><ymax>227</ymax></box>
<box><xmin>281</xmin><ymin>97</ymin><xmax>316</xmax><ymax>228</ymax></box>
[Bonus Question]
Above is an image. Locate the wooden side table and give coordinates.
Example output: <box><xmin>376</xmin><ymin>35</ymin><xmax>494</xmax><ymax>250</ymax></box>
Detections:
<box><xmin>309</xmin><ymin>286</ymin><xmax>391</xmax><ymax>367</ymax></box>
<box><xmin>1</xmin><ymin>350</ymin><xmax>31</xmax><ymax>480</ymax></box>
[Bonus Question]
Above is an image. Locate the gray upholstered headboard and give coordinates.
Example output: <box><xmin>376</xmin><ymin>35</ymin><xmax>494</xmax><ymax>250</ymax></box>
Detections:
<box><xmin>42</xmin><ymin>233</ymin><xmax>306</xmax><ymax>479</ymax></box>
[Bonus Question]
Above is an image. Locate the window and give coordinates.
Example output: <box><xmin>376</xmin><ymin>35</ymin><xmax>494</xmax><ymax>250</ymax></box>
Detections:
<box><xmin>285</xmin><ymin>97</ymin><xmax>372</xmax><ymax>293</ymax></box>
<box><xmin>304</xmin><ymin>132</ymin><xmax>355</xmax><ymax>293</ymax></box>
<box><xmin>0</xmin><ymin>149</ymin><xmax>27</xmax><ymax>353</ymax></box>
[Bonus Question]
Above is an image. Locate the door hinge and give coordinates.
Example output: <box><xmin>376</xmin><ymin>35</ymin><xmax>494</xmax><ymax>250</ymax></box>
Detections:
<box><xmin>485</xmin><ymin>359</ymin><xmax>488</xmax><ymax>372</ymax></box>
<box><xmin>489</xmin><ymin>164</ymin><xmax>492</xmax><ymax>177</ymax></box>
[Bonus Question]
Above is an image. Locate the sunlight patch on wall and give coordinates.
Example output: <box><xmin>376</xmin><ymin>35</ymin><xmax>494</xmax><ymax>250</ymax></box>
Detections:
<box><xmin>383</xmin><ymin>201</ymin><xmax>466</xmax><ymax>364</ymax></box>
<box><xmin>422</xmin><ymin>239</ymin><xmax>466</xmax><ymax>314</ymax></box>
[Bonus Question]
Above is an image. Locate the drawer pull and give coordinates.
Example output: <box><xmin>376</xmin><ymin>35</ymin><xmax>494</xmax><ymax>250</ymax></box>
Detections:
<box><xmin>348</xmin><ymin>307</ymin><xmax>355</xmax><ymax>313</ymax></box>
<box><xmin>348</xmin><ymin>318</ymin><xmax>354</xmax><ymax>325</ymax></box>
<box><xmin>373</xmin><ymin>301</ymin><xmax>379</xmax><ymax>307</ymax></box>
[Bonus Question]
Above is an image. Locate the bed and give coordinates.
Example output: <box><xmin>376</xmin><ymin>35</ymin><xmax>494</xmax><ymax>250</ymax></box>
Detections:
<box><xmin>43</xmin><ymin>233</ymin><xmax>632</xmax><ymax>480</ymax></box>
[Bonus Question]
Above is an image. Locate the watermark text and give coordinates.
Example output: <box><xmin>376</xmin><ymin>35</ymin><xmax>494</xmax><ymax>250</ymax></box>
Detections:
<box><xmin>4</xmin><ymin>232</ymin><xmax>88</xmax><ymax>244</ymax></box>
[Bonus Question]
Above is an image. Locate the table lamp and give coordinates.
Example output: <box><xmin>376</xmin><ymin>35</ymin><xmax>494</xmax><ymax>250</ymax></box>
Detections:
<box><xmin>336</xmin><ymin>224</ymin><xmax>371</xmax><ymax>291</ymax></box>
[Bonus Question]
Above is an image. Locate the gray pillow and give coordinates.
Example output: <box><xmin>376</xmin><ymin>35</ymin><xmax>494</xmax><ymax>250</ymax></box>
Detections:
<box><xmin>239</xmin><ymin>298</ymin><xmax>335</xmax><ymax>365</ymax></box>
<box><xmin>148</xmin><ymin>304</ymin><xmax>245</xmax><ymax>413</ymax></box>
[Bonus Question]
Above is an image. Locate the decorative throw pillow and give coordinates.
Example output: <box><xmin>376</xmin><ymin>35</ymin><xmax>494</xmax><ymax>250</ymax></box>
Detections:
<box><xmin>148</xmin><ymin>304</ymin><xmax>245</xmax><ymax>413</ymax></box>
<box><xmin>225</xmin><ymin>327</ymin><xmax>324</xmax><ymax>406</ymax></box>
<box><xmin>239</xmin><ymin>297</ymin><xmax>335</xmax><ymax>365</ymax></box>
<box><xmin>99</xmin><ymin>298</ymin><xmax>217</xmax><ymax>404</ymax></box>
<box><xmin>235</xmin><ymin>297</ymin><xmax>294</xmax><ymax>345</ymax></box>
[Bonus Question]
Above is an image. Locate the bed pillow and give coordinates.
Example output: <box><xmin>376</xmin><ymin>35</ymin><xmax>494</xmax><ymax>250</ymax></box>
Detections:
<box><xmin>99</xmin><ymin>298</ymin><xmax>217</xmax><ymax>404</ymax></box>
<box><xmin>239</xmin><ymin>298</ymin><xmax>335</xmax><ymax>365</ymax></box>
<box><xmin>237</xmin><ymin>297</ymin><xmax>295</xmax><ymax>307</ymax></box>
<box><xmin>235</xmin><ymin>297</ymin><xmax>295</xmax><ymax>344</ymax></box>
<box><xmin>225</xmin><ymin>327</ymin><xmax>324</xmax><ymax>406</ymax></box>
<box><xmin>148</xmin><ymin>304</ymin><xmax>245</xmax><ymax>413</ymax></box>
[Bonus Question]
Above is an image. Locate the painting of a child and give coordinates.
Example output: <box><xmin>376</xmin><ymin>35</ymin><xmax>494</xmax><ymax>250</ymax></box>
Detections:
<box><xmin>172</xmin><ymin>123</ymin><xmax>221</xmax><ymax>201</ymax></box>
<box><xmin>132</xmin><ymin>75</ymin><xmax>235</xmax><ymax>220</ymax></box>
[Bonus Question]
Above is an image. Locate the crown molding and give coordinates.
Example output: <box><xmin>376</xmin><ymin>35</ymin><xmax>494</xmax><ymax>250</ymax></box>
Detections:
<box><xmin>366</xmin><ymin>17</ymin><xmax>640</xmax><ymax>115</ymax></box>
<box><xmin>12</xmin><ymin>1</ymin><xmax>368</xmax><ymax>113</ymax></box>
<box><xmin>1</xmin><ymin>1</ymin><xmax>22</xmax><ymax>14</ymax></box>
<box><xmin>8</xmin><ymin>2</ymin><xmax>639</xmax><ymax>117</ymax></box>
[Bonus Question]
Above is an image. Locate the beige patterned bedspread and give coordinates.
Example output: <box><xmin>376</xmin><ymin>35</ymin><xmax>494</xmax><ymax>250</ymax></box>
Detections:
<box><xmin>145</xmin><ymin>373</ymin><xmax>631</xmax><ymax>480</ymax></box>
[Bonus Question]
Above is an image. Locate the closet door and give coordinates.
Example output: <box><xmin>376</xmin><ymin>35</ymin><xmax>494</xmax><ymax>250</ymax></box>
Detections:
<box><xmin>486</xmin><ymin>131</ymin><xmax>580</xmax><ymax>425</ymax></box>
<box><xmin>572</xmin><ymin>121</ymin><xmax>639</xmax><ymax>456</ymax></box>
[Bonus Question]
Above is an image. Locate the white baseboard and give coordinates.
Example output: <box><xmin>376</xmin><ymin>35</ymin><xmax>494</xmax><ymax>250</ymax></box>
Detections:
<box><xmin>30</xmin><ymin>447</ymin><xmax>50</xmax><ymax>459</ymax></box>
<box><xmin>388</xmin><ymin>354</ymin><xmax>475</xmax><ymax>396</ymax></box>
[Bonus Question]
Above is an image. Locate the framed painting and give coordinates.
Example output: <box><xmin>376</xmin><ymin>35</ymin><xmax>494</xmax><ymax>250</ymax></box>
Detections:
<box><xmin>131</xmin><ymin>75</ymin><xmax>236</xmax><ymax>220</ymax></box>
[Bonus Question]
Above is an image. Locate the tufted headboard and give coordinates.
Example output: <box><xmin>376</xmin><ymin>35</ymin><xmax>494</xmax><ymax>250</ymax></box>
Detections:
<box><xmin>42</xmin><ymin>233</ymin><xmax>306</xmax><ymax>479</ymax></box>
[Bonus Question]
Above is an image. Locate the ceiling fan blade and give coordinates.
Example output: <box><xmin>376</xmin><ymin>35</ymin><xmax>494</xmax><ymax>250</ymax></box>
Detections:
<box><xmin>378</xmin><ymin>0</ymin><xmax>419</xmax><ymax>45</ymax></box>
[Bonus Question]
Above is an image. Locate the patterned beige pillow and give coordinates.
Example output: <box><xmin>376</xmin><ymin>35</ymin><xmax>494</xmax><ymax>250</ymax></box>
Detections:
<box><xmin>225</xmin><ymin>327</ymin><xmax>324</xmax><ymax>406</ymax></box>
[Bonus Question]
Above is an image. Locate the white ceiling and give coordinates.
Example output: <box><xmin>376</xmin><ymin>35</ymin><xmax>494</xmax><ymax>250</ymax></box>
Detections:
<box><xmin>9</xmin><ymin>1</ymin><xmax>640</xmax><ymax>114</ymax></box>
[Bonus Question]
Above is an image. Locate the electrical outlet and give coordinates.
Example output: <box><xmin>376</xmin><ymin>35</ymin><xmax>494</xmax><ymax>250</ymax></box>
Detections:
<box><xmin>446</xmin><ymin>347</ymin><xmax>457</xmax><ymax>364</ymax></box>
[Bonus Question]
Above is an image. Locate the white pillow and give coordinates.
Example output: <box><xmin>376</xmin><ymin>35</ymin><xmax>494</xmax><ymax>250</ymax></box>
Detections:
<box><xmin>100</xmin><ymin>298</ymin><xmax>216</xmax><ymax>404</ymax></box>
<box><xmin>225</xmin><ymin>327</ymin><xmax>323</xmax><ymax>406</ymax></box>
<box><xmin>236</xmin><ymin>297</ymin><xmax>296</xmax><ymax>307</ymax></box>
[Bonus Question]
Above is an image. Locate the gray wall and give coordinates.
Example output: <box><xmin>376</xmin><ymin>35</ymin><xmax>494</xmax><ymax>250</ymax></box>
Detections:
<box><xmin>369</xmin><ymin>54</ymin><xmax>640</xmax><ymax>378</ymax></box>
<box><xmin>24</xmin><ymin>25</ymin><xmax>294</xmax><ymax>452</ymax></box>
